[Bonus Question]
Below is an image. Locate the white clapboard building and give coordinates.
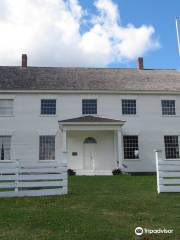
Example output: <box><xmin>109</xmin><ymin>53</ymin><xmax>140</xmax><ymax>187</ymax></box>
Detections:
<box><xmin>0</xmin><ymin>55</ymin><xmax>180</xmax><ymax>175</ymax></box>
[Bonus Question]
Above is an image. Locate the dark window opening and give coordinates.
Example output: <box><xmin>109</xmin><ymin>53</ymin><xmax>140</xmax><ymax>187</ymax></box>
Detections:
<box><xmin>41</xmin><ymin>99</ymin><xmax>56</xmax><ymax>115</ymax></box>
<box><xmin>0</xmin><ymin>136</ymin><xmax>11</xmax><ymax>160</ymax></box>
<box><xmin>82</xmin><ymin>99</ymin><xmax>97</xmax><ymax>115</ymax></box>
<box><xmin>164</xmin><ymin>135</ymin><xmax>179</xmax><ymax>159</ymax></box>
<box><xmin>122</xmin><ymin>99</ymin><xmax>136</xmax><ymax>115</ymax></box>
<box><xmin>123</xmin><ymin>135</ymin><xmax>139</xmax><ymax>159</ymax></box>
<box><xmin>162</xmin><ymin>100</ymin><xmax>176</xmax><ymax>115</ymax></box>
<box><xmin>84</xmin><ymin>137</ymin><xmax>97</xmax><ymax>144</ymax></box>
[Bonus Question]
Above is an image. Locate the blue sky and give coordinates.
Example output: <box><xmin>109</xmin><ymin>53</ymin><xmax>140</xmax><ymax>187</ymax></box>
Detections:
<box><xmin>79</xmin><ymin>0</ymin><xmax>180</xmax><ymax>69</ymax></box>
<box><xmin>0</xmin><ymin>0</ymin><xmax>180</xmax><ymax>69</ymax></box>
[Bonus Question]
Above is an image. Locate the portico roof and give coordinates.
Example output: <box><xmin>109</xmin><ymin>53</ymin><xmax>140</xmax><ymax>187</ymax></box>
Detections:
<box><xmin>58</xmin><ymin>115</ymin><xmax>125</xmax><ymax>125</ymax></box>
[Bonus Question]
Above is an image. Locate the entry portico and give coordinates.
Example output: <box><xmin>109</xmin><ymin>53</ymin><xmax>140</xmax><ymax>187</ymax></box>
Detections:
<box><xmin>59</xmin><ymin>116</ymin><xmax>125</xmax><ymax>175</ymax></box>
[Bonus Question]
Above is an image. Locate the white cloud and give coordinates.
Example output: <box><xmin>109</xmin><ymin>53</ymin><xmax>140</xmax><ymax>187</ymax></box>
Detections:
<box><xmin>0</xmin><ymin>0</ymin><xmax>160</xmax><ymax>67</ymax></box>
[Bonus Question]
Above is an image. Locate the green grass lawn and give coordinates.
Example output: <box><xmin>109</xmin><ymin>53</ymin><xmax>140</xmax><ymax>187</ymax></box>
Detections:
<box><xmin>0</xmin><ymin>176</ymin><xmax>180</xmax><ymax>240</ymax></box>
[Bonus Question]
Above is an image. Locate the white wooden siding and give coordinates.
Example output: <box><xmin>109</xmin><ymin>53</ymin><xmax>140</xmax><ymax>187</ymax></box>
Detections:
<box><xmin>1</xmin><ymin>93</ymin><xmax>180</xmax><ymax>172</ymax></box>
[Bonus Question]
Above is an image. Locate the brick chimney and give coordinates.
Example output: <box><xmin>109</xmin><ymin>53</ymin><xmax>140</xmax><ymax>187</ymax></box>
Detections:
<box><xmin>22</xmin><ymin>54</ymin><xmax>27</xmax><ymax>68</ymax></box>
<box><xmin>137</xmin><ymin>57</ymin><xmax>144</xmax><ymax>70</ymax></box>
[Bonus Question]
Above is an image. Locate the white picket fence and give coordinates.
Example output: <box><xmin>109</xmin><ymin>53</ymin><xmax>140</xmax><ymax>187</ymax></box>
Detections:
<box><xmin>0</xmin><ymin>160</ymin><xmax>67</xmax><ymax>197</ymax></box>
<box><xmin>155</xmin><ymin>150</ymin><xmax>180</xmax><ymax>193</ymax></box>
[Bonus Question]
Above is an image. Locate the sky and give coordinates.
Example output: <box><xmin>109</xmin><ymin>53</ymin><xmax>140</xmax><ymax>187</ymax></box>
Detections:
<box><xmin>0</xmin><ymin>0</ymin><xmax>180</xmax><ymax>69</ymax></box>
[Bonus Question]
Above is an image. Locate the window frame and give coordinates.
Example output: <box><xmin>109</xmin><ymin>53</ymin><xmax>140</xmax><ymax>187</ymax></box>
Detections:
<box><xmin>0</xmin><ymin>99</ymin><xmax>14</xmax><ymax>117</ymax></box>
<box><xmin>164</xmin><ymin>135</ymin><xmax>179</xmax><ymax>159</ymax></box>
<box><xmin>82</xmin><ymin>99</ymin><xmax>97</xmax><ymax>115</ymax></box>
<box><xmin>0</xmin><ymin>136</ymin><xmax>11</xmax><ymax>161</ymax></box>
<box><xmin>123</xmin><ymin>135</ymin><xmax>139</xmax><ymax>160</ymax></box>
<box><xmin>122</xmin><ymin>99</ymin><xmax>137</xmax><ymax>115</ymax></box>
<box><xmin>40</xmin><ymin>99</ymin><xmax>56</xmax><ymax>116</ymax></box>
<box><xmin>39</xmin><ymin>135</ymin><xmax>55</xmax><ymax>161</ymax></box>
<box><xmin>84</xmin><ymin>137</ymin><xmax>97</xmax><ymax>144</ymax></box>
<box><xmin>161</xmin><ymin>100</ymin><xmax>176</xmax><ymax>116</ymax></box>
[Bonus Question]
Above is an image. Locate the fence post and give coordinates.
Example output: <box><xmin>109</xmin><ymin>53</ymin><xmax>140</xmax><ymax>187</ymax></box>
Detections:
<box><xmin>154</xmin><ymin>149</ymin><xmax>162</xmax><ymax>194</ymax></box>
<box><xmin>15</xmin><ymin>160</ymin><xmax>19</xmax><ymax>192</ymax></box>
<box><xmin>61</xmin><ymin>151</ymin><xmax>68</xmax><ymax>194</ymax></box>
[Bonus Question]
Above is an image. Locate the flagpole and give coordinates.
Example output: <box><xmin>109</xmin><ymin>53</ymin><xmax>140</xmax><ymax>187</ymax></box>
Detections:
<box><xmin>175</xmin><ymin>17</ymin><xmax>180</xmax><ymax>56</ymax></box>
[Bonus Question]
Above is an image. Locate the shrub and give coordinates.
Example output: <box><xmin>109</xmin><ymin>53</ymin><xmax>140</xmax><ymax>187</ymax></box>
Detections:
<box><xmin>112</xmin><ymin>168</ymin><xmax>122</xmax><ymax>175</ymax></box>
<box><xmin>68</xmin><ymin>169</ymin><xmax>76</xmax><ymax>176</ymax></box>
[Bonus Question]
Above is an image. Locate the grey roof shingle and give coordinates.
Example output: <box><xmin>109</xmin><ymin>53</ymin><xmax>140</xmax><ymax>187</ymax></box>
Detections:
<box><xmin>59</xmin><ymin>115</ymin><xmax>124</xmax><ymax>123</ymax></box>
<box><xmin>0</xmin><ymin>66</ymin><xmax>180</xmax><ymax>92</ymax></box>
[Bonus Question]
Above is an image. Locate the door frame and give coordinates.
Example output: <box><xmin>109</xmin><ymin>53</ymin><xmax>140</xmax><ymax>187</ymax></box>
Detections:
<box><xmin>83</xmin><ymin>137</ymin><xmax>97</xmax><ymax>170</ymax></box>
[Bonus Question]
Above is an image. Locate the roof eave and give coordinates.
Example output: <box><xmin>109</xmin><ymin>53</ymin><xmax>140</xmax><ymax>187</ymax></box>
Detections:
<box><xmin>1</xmin><ymin>89</ymin><xmax>180</xmax><ymax>94</ymax></box>
<box><xmin>58</xmin><ymin>121</ymin><xmax>125</xmax><ymax>126</ymax></box>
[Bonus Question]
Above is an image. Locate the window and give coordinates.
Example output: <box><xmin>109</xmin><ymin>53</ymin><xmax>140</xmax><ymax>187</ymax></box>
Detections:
<box><xmin>82</xmin><ymin>99</ymin><xmax>97</xmax><ymax>114</ymax></box>
<box><xmin>41</xmin><ymin>99</ymin><xmax>56</xmax><ymax>115</ymax></box>
<box><xmin>123</xmin><ymin>136</ymin><xmax>139</xmax><ymax>159</ymax></box>
<box><xmin>0</xmin><ymin>136</ymin><xmax>11</xmax><ymax>160</ymax></box>
<box><xmin>84</xmin><ymin>137</ymin><xmax>97</xmax><ymax>144</ymax></box>
<box><xmin>162</xmin><ymin>100</ymin><xmax>176</xmax><ymax>115</ymax></box>
<box><xmin>0</xmin><ymin>100</ymin><xmax>13</xmax><ymax>116</ymax></box>
<box><xmin>122</xmin><ymin>99</ymin><xmax>136</xmax><ymax>115</ymax></box>
<box><xmin>164</xmin><ymin>136</ymin><xmax>179</xmax><ymax>159</ymax></box>
<box><xmin>39</xmin><ymin>136</ymin><xmax>55</xmax><ymax>160</ymax></box>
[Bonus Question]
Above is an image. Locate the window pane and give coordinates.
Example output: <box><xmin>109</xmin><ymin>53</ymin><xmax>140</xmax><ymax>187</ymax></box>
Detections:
<box><xmin>122</xmin><ymin>100</ymin><xmax>136</xmax><ymax>115</ymax></box>
<box><xmin>82</xmin><ymin>99</ymin><xmax>97</xmax><ymax>114</ymax></box>
<box><xmin>162</xmin><ymin>100</ymin><xmax>176</xmax><ymax>115</ymax></box>
<box><xmin>0</xmin><ymin>100</ymin><xmax>13</xmax><ymax>116</ymax></box>
<box><xmin>164</xmin><ymin>136</ymin><xmax>179</xmax><ymax>159</ymax></box>
<box><xmin>84</xmin><ymin>137</ymin><xmax>97</xmax><ymax>144</ymax></box>
<box><xmin>41</xmin><ymin>100</ymin><xmax>56</xmax><ymax>115</ymax></box>
<box><xmin>0</xmin><ymin>136</ymin><xmax>11</xmax><ymax>160</ymax></box>
<box><xmin>39</xmin><ymin>136</ymin><xmax>55</xmax><ymax>160</ymax></box>
<box><xmin>123</xmin><ymin>136</ymin><xmax>139</xmax><ymax>159</ymax></box>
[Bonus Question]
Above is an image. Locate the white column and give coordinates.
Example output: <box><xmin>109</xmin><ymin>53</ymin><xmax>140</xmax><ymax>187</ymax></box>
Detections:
<box><xmin>62</xmin><ymin>129</ymin><xmax>67</xmax><ymax>152</ymax></box>
<box><xmin>113</xmin><ymin>131</ymin><xmax>118</xmax><ymax>168</ymax></box>
<box><xmin>62</xmin><ymin>129</ymin><xmax>68</xmax><ymax>164</ymax></box>
<box><xmin>117</xmin><ymin>129</ymin><xmax>123</xmax><ymax>168</ymax></box>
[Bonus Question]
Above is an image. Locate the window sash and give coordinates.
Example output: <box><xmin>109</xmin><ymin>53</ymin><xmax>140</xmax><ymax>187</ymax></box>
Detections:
<box><xmin>0</xmin><ymin>136</ymin><xmax>11</xmax><ymax>160</ymax></box>
<box><xmin>123</xmin><ymin>135</ymin><xmax>139</xmax><ymax>159</ymax></box>
<box><xmin>122</xmin><ymin>99</ymin><xmax>136</xmax><ymax>115</ymax></box>
<box><xmin>41</xmin><ymin>100</ymin><xmax>56</xmax><ymax>115</ymax></box>
<box><xmin>39</xmin><ymin>136</ymin><xmax>55</xmax><ymax>160</ymax></box>
<box><xmin>82</xmin><ymin>99</ymin><xmax>97</xmax><ymax>114</ymax></box>
<box><xmin>0</xmin><ymin>100</ymin><xmax>13</xmax><ymax>116</ymax></box>
<box><xmin>161</xmin><ymin>100</ymin><xmax>176</xmax><ymax>115</ymax></box>
<box><xmin>164</xmin><ymin>135</ymin><xmax>179</xmax><ymax>159</ymax></box>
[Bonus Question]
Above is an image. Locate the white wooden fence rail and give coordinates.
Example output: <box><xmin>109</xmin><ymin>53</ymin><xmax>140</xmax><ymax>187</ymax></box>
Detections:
<box><xmin>155</xmin><ymin>150</ymin><xmax>180</xmax><ymax>193</ymax></box>
<box><xmin>0</xmin><ymin>160</ymin><xmax>67</xmax><ymax>197</ymax></box>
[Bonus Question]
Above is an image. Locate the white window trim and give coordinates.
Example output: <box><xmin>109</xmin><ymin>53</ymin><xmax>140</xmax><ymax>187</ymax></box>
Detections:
<box><xmin>82</xmin><ymin>98</ymin><xmax>98</xmax><ymax>115</ymax></box>
<box><xmin>0</xmin><ymin>99</ymin><xmax>14</xmax><ymax>117</ymax></box>
<box><xmin>123</xmin><ymin>134</ymin><xmax>140</xmax><ymax>161</ymax></box>
<box><xmin>81</xmin><ymin>95</ymin><xmax>99</xmax><ymax>99</ymax></box>
<box><xmin>121</xmin><ymin>98</ymin><xmax>138</xmax><ymax>116</ymax></box>
<box><xmin>38</xmin><ymin>135</ymin><xmax>56</xmax><ymax>161</ymax></box>
<box><xmin>160</xmin><ymin>98</ymin><xmax>177</xmax><ymax>117</ymax></box>
<box><xmin>40</xmin><ymin>98</ymin><xmax>58</xmax><ymax>116</ymax></box>
<box><xmin>37</xmin><ymin>130</ymin><xmax>58</xmax><ymax>135</ymax></box>
<box><xmin>0</xmin><ymin>130</ymin><xmax>14</xmax><ymax>135</ymax></box>
<box><xmin>164</xmin><ymin>134</ymin><xmax>180</xmax><ymax>160</ymax></box>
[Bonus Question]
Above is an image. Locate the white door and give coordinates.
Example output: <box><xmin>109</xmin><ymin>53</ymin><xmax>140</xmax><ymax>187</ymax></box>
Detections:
<box><xmin>84</xmin><ymin>143</ymin><xmax>96</xmax><ymax>170</ymax></box>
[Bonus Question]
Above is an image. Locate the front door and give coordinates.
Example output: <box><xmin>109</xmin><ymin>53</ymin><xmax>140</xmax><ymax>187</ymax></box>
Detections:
<box><xmin>83</xmin><ymin>137</ymin><xmax>97</xmax><ymax>170</ymax></box>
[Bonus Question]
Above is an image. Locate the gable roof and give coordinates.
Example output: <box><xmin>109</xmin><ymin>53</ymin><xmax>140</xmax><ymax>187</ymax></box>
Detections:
<box><xmin>0</xmin><ymin>66</ymin><xmax>180</xmax><ymax>92</ymax></box>
<box><xmin>59</xmin><ymin>115</ymin><xmax>124</xmax><ymax>123</ymax></box>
